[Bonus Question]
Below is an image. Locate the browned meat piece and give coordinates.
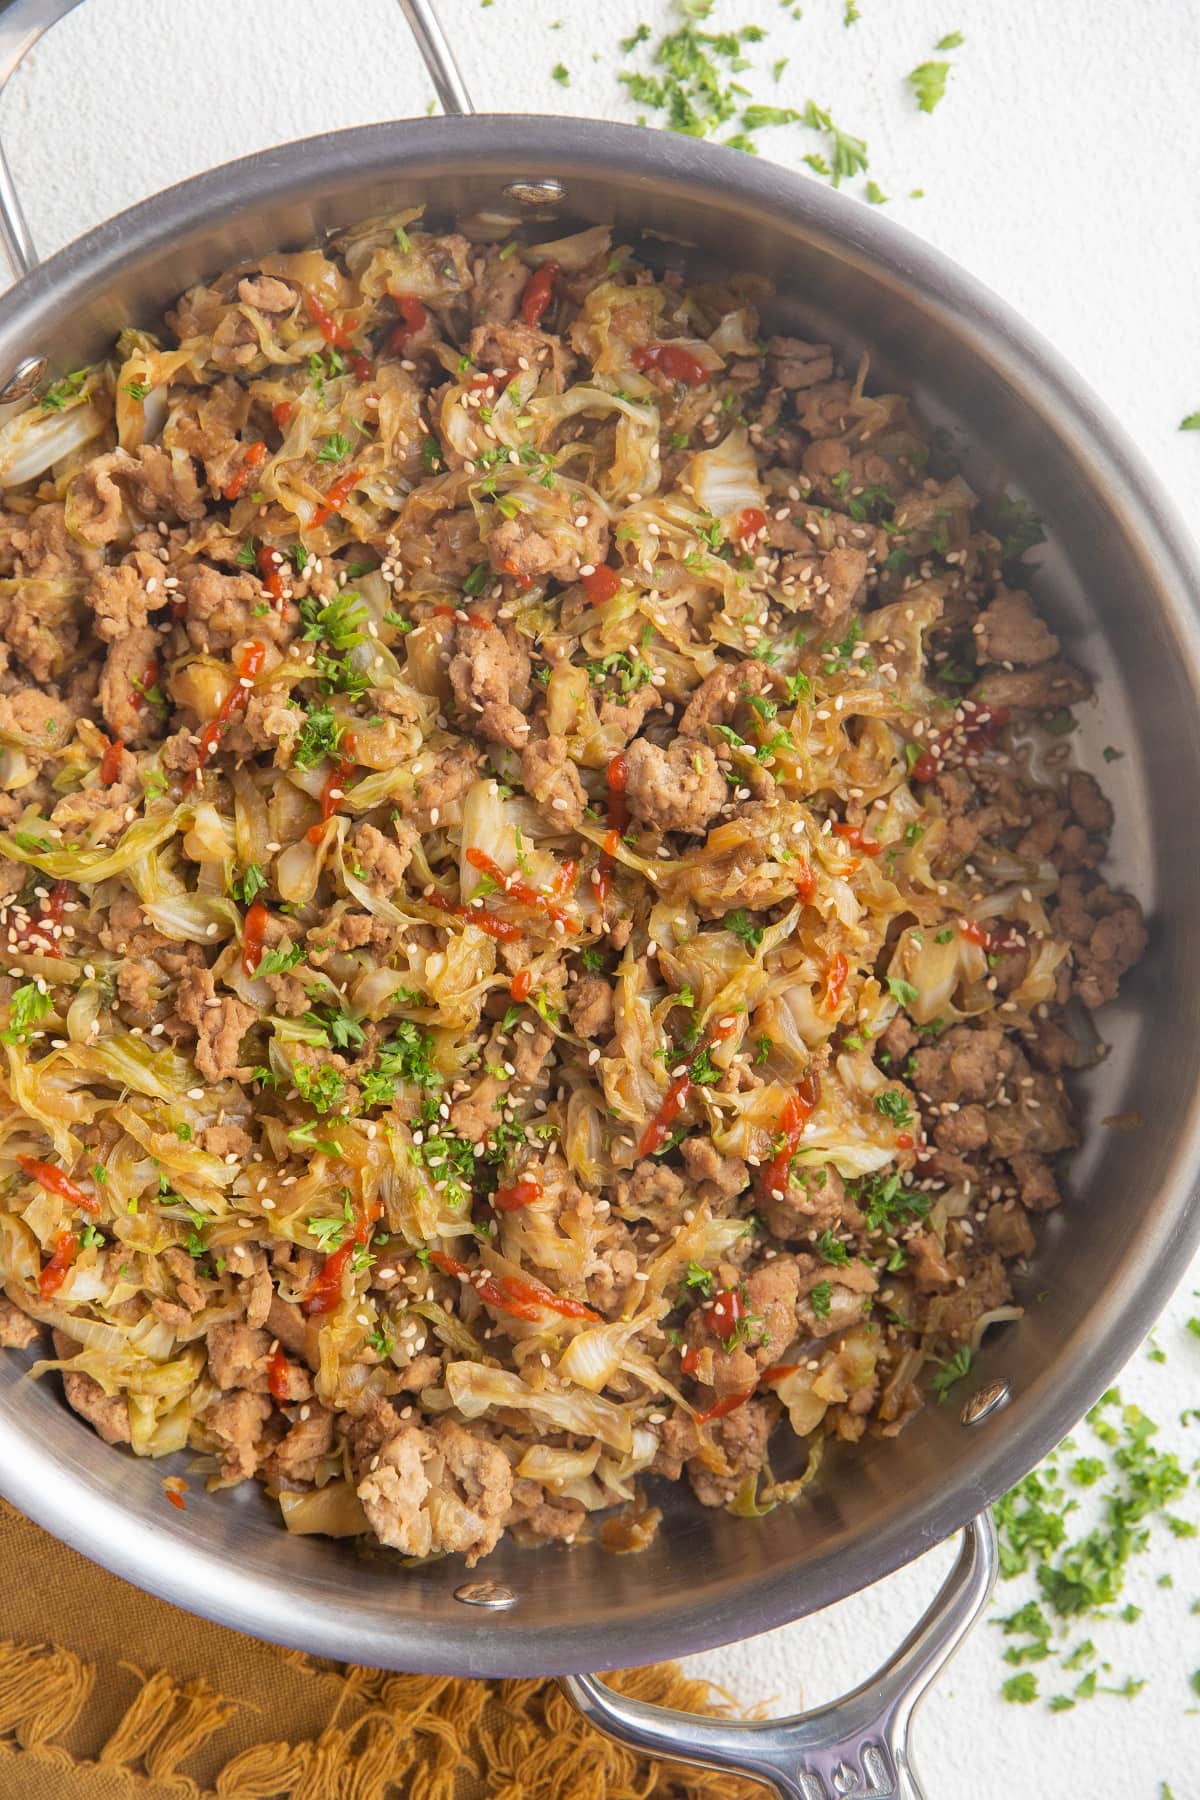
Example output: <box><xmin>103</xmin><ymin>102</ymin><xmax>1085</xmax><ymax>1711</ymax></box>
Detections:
<box><xmin>818</xmin><ymin>545</ymin><xmax>870</xmax><ymax>619</ymax></box>
<box><xmin>351</xmin><ymin>822</ymin><xmax>415</xmax><ymax>897</ymax></box>
<box><xmin>975</xmin><ymin>588</ymin><xmax>1060</xmax><ymax>667</ymax></box>
<box><xmin>266</xmin><ymin>1294</ymin><xmax>312</xmax><ymax>1362</ymax></box>
<box><xmin>237</xmin><ymin>274</ymin><xmax>296</xmax><ymax>314</ymax></box>
<box><xmin>397</xmin><ymin>742</ymin><xmax>478</xmax><ymax>832</ymax></box>
<box><xmin>912</xmin><ymin>1025</ymin><xmax>1019</xmax><ymax>1106</ymax></box>
<box><xmin>767</xmin><ymin>335</ymin><xmax>835</xmax><ymax>391</ymax></box>
<box><xmin>687</xmin><ymin>1396</ymin><xmax>775</xmax><ymax>1507</ymax></box>
<box><xmin>615</xmin><ymin>1160</ymin><xmax>684</xmax><ymax>1218</ymax></box>
<box><xmin>1007</xmin><ymin>1151</ymin><xmax>1062</xmax><ymax>1213</ymax></box>
<box><xmin>506</xmin><ymin>1478</ymin><xmax>586</xmax><ymax>1544</ymax></box>
<box><xmin>1068</xmin><ymin>770</ymin><xmax>1113</xmax><ymax>836</ymax></box>
<box><xmin>1052</xmin><ymin>874</ymin><xmax>1147</xmax><ymax>1010</ymax></box>
<box><xmin>512</xmin><ymin>1022</ymin><xmax>554</xmax><ymax>1085</ymax></box>
<box><xmin>0</xmin><ymin>581</ymin><xmax>82</xmax><ymax>683</ymax></box>
<box><xmin>474</xmin><ymin>253</ymin><xmax>527</xmax><ymax>326</ymax></box>
<box><xmin>85</xmin><ymin>557</ymin><xmax>166</xmax><ymax>643</ymax></box>
<box><xmin>799</xmin><ymin>435</ymin><xmax>853</xmax><ymax>504</ymax></box>
<box><xmin>267</xmin><ymin>1406</ymin><xmax>334</xmax><ymax>1485</ymax></box>
<box><xmin>0</xmin><ymin>1297</ymin><xmax>39</xmax><ymax>1348</ymax></box>
<box><xmin>448</xmin><ymin>617</ymin><xmax>532</xmax><ymax>748</ymax></box>
<box><xmin>985</xmin><ymin>1068</ymin><xmax>1076</xmax><ymax>1158</ymax></box>
<box><xmin>0</xmin><ymin>688</ymin><xmax>72</xmax><ymax>755</ymax></box>
<box><xmin>448</xmin><ymin>1071</ymin><xmax>505</xmax><ymax>1142</ymax></box>
<box><xmin>160</xmin><ymin>1246</ymin><xmax>204</xmax><ymax>1314</ymax></box>
<box><xmin>203</xmin><ymin>1389</ymin><xmax>272</xmax><ymax>1481</ymax></box>
<box><xmin>357</xmin><ymin>1415</ymin><xmax>512</xmax><ymax>1565</ymax></box>
<box><xmin>206</xmin><ymin>1321</ymin><xmax>271</xmax><ymax>1391</ymax></box>
<box><xmin>396</xmin><ymin>1353</ymin><xmax>443</xmax><ymax>1393</ymax></box>
<box><xmin>178</xmin><ymin>564</ymin><xmax>296</xmax><ymax>655</ymax></box>
<box><xmin>677</xmin><ymin>659</ymin><xmax>772</xmax><ymax>737</ymax></box>
<box><xmin>567</xmin><ymin>973</ymin><xmax>614</xmax><ymax>1040</ymax></box>
<box><xmin>98</xmin><ymin>625</ymin><xmax>161</xmax><ymax>746</ymax></box>
<box><xmin>468</xmin><ymin>319</ymin><xmax>573</xmax><ymax>390</ymax></box>
<box><xmin>933</xmin><ymin>1104</ymin><xmax>989</xmax><ymax>1155</ymax></box>
<box><xmin>66</xmin><ymin>455</ymin><xmax>127</xmax><ymax>545</ymax></box>
<box><xmin>623</xmin><ymin>737</ymin><xmax>726</xmax><ymax>835</ymax></box>
<box><xmin>970</xmin><ymin>660</ymin><xmax>1091</xmax><ymax>711</ymax></box>
<box><xmin>62</xmin><ymin>1368</ymin><xmax>132</xmax><ymax>1445</ymax></box>
<box><xmin>985</xmin><ymin>1202</ymin><xmax>1037</xmax><ymax>1258</ymax></box>
<box><xmin>486</xmin><ymin>505</ymin><xmax>609</xmax><ymax>589</ymax></box>
<box><xmin>761</xmin><ymin>1163</ymin><xmax>846</xmax><ymax>1239</ymax></box>
<box><xmin>909</xmin><ymin>1230</ymin><xmax>956</xmax><ymax>1291</ymax></box>
<box><xmin>680</xmin><ymin>1137</ymin><xmax>749</xmax><ymax>1205</ymax></box>
<box><xmin>173</xmin><ymin>966</ymin><xmax>256</xmax><ymax>1083</ymax></box>
<box><xmin>650</xmin><ymin>1408</ymin><xmax>703</xmax><ymax>1480</ymax></box>
<box><xmin>203</xmin><ymin>1122</ymin><xmax>254</xmax><ymax>1160</ymax></box>
<box><xmin>598</xmin><ymin>684</ymin><xmax>662</xmax><ymax>744</ymax></box>
<box><xmin>878</xmin><ymin>1012</ymin><xmax>917</xmax><ymax>1066</ymax></box>
<box><xmin>120</xmin><ymin>445</ymin><xmax>207</xmax><ymax>522</ymax></box>
<box><xmin>682</xmin><ymin>1257</ymin><xmax>800</xmax><ymax>1397</ymax></box>
<box><xmin>796</xmin><ymin>1255</ymin><xmax>877</xmax><ymax>1338</ymax></box>
<box><xmin>0</xmin><ymin>501</ymin><xmax>97</xmax><ymax>578</ymax></box>
<box><xmin>1024</xmin><ymin>1015</ymin><xmax>1078</xmax><ymax>1073</ymax></box>
<box><xmin>916</xmin><ymin>1253</ymin><xmax>1010</xmax><ymax>1341</ymax></box>
<box><xmin>520</xmin><ymin>735</ymin><xmax>587</xmax><ymax>828</ymax></box>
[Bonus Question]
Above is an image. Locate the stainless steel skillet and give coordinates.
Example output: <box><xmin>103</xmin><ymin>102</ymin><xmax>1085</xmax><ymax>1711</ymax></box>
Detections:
<box><xmin>0</xmin><ymin>3</ymin><xmax>1196</xmax><ymax>1794</ymax></box>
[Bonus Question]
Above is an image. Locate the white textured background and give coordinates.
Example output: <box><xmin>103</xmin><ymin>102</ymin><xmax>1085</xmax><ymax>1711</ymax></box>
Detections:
<box><xmin>3</xmin><ymin>1</ymin><xmax>1199</xmax><ymax>1793</ymax></box>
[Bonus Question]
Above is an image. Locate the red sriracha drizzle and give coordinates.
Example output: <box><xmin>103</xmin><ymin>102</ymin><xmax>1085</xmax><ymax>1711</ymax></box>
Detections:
<box><xmin>128</xmin><ymin>657</ymin><xmax>160</xmax><ymax>713</ymax></box>
<box><xmin>241</xmin><ymin>899</ymin><xmax>269</xmax><ymax>976</ymax></box>
<box><xmin>832</xmin><ymin>822</ymin><xmax>883</xmax><ymax>857</ymax></box>
<box><xmin>266</xmin><ymin>1345</ymin><xmax>291</xmax><ymax>1404</ymax></box>
<box><xmin>637</xmin><ymin>1015</ymin><xmax>739</xmax><ymax>1159</ymax></box>
<box><xmin>695</xmin><ymin>1390</ymin><xmax>754</xmax><ymax>1424</ymax></box>
<box><xmin>430</xmin><ymin>1248</ymin><xmax>598</xmax><ymax>1320</ymax></box>
<box><xmin>99</xmin><ymin>738</ymin><xmax>124</xmax><ymax>785</ymax></box>
<box><xmin>909</xmin><ymin>702</ymin><xmax>1010</xmax><ymax>784</ymax></box>
<box><xmin>736</xmin><ymin>506</ymin><xmax>767</xmax><ymax>540</ymax></box>
<box><xmin>632</xmin><ymin>342</ymin><xmax>710</xmax><ymax>386</ymax></box>
<box><xmin>492</xmin><ymin>1177</ymin><xmax>543</xmax><ymax>1212</ymax></box>
<box><xmin>388</xmin><ymin>292</ymin><xmax>427</xmax><ymax>353</ymax></box>
<box><xmin>37</xmin><ymin>1230</ymin><xmax>78</xmax><ymax>1299</ymax></box>
<box><xmin>519</xmin><ymin>261</ymin><xmax>560</xmax><ymax>329</ymax></box>
<box><xmin>311</xmin><ymin>466</ymin><xmax>364</xmax><ymax>530</ymax></box>
<box><xmin>794</xmin><ymin>860</ymin><xmax>817</xmax><ymax>905</ymax></box>
<box><xmin>223</xmin><ymin>439</ymin><xmax>267</xmax><ymax>502</ymax></box>
<box><xmin>594</xmin><ymin>754</ymin><xmax>629</xmax><ymax>910</ymax></box>
<box><xmin>194</xmin><ymin>642</ymin><xmax>267</xmax><ymax>775</ymax></box>
<box><xmin>582</xmin><ymin>564</ymin><xmax>621</xmax><ymax>606</ymax></box>
<box><xmin>19</xmin><ymin>1155</ymin><xmax>99</xmax><ymax>1216</ymax></box>
<box><xmin>306</xmin><ymin>742</ymin><xmax>358</xmax><ymax>844</ymax></box>
<box><xmin>510</xmin><ymin>968</ymin><xmax>532</xmax><ymax>1003</ymax></box>
<box><xmin>427</xmin><ymin>888</ymin><xmax>522</xmax><ymax>942</ymax></box>
<box><xmin>759</xmin><ymin>1070</ymin><xmax>821</xmax><ymax>1199</ymax></box>
<box><xmin>272</xmin><ymin>401</ymin><xmax>294</xmax><ymax>429</ymax></box>
<box><xmin>303</xmin><ymin>288</ymin><xmax>372</xmax><ymax>382</ymax></box>
<box><xmin>465</xmin><ymin>846</ymin><xmax>580</xmax><ymax>934</ymax></box>
<box><xmin>822</xmin><ymin>951</ymin><xmax>849</xmax><ymax>1014</ymax></box>
<box><xmin>257</xmin><ymin>544</ymin><xmax>285</xmax><ymax>603</ymax></box>
<box><xmin>304</xmin><ymin>1201</ymin><xmax>382</xmax><ymax>1317</ymax></box>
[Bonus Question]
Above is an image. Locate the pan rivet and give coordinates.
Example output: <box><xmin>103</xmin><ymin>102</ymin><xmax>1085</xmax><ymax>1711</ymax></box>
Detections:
<box><xmin>501</xmin><ymin>179</ymin><xmax>566</xmax><ymax>209</ymax></box>
<box><xmin>960</xmin><ymin>1377</ymin><xmax>1010</xmax><ymax>1426</ymax></box>
<box><xmin>454</xmin><ymin>1579</ymin><xmax>518</xmax><ymax>1609</ymax></box>
<box><xmin>0</xmin><ymin>354</ymin><xmax>47</xmax><ymax>404</ymax></box>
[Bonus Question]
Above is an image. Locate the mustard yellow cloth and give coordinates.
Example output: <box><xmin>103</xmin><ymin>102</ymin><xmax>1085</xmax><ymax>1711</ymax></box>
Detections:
<box><xmin>0</xmin><ymin>1499</ymin><xmax>760</xmax><ymax>1798</ymax></box>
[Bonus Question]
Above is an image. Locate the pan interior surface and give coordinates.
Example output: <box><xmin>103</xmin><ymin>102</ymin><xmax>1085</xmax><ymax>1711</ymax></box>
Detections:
<box><xmin>0</xmin><ymin>117</ymin><xmax>1196</xmax><ymax>1677</ymax></box>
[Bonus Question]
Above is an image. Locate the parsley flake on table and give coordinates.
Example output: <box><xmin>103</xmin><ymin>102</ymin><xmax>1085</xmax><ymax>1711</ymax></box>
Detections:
<box><xmin>908</xmin><ymin>60</ymin><xmax>951</xmax><ymax>114</ymax></box>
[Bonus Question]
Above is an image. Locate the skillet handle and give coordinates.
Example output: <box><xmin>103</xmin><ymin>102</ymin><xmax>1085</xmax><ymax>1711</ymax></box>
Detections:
<box><xmin>0</xmin><ymin>0</ymin><xmax>473</xmax><ymax>280</ymax></box>
<box><xmin>561</xmin><ymin>1512</ymin><xmax>997</xmax><ymax>1800</ymax></box>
